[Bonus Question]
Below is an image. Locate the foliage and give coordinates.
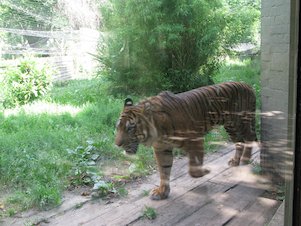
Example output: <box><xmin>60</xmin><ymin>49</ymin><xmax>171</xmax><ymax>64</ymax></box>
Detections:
<box><xmin>2</xmin><ymin>58</ymin><xmax>53</xmax><ymax>108</ymax></box>
<box><xmin>92</xmin><ymin>180</ymin><xmax>116</xmax><ymax>198</ymax></box>
<box><xmin>67</xmin><ymin>140</ymin><xmax>101</xmax><ymax>186</ymax></box>
<box><xmin>251</xmin><ymin>161</ymin><xmax>262</xmax><ymax>175</ymax></box>
<box><xmin>92</xmin><ymin>179</ymin><xmax>128</xmax><ymax>199</ymax></box>
<box><xmin>223</xmin><ymin>0</ymin><xmax>260</xmax><ymax>47</ymax></box>
<box><xmin>98</xmin><ymin>0</ymin><xmax>226</xmax><ymax>94</ymax></box>
<box><xmin>98</xmin><ymin>0</ymin><xmax>260</xmax><ymax>95</ymax></box>
<box><xmin>143</xmin><ymin>206</ymin><xmax>157</xmax><ymax>220</ymax></box>
<box><xmin>0</xmin><ymin>79</ymin><xmax>151</xmax><ymax>213</ymax></box>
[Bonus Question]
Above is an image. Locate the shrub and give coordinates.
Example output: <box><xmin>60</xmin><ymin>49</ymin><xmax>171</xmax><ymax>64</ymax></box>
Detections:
<box><xmin>98</xmin><ymin>0</ymin><xmax>226</xmax><ymax>95</ymax></box>
<box><xmin>97</xmin><ymin>0</ymin><xmax>260</xmax><ymax>95</ymax></box>
<box><xmin>3</xmin><ymin>58</ymin><xmax>53</xmax><ymax>108</ymax></box>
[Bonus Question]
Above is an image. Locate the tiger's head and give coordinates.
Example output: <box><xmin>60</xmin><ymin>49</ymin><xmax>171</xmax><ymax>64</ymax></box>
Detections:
<box><xmin>115</xmin><ymin>98</ymin><xmax>158</xmax><ymax>154</ymax></box>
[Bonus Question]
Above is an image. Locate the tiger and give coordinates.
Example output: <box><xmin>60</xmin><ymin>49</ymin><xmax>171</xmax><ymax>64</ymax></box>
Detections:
<box><xmin>115</xmin><ymin>82</ymin><xmax>257</xmax><ymax>200</ymax></box>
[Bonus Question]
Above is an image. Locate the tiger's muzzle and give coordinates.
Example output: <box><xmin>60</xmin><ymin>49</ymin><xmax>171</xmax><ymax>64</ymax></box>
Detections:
<box><xmin>115</xmin><ymin>137</ymin><xmax>139</xmax><ymax>155</ymax></box>
<box><xmin>122</xmin><ymin>142</ymin><xmax>139</xmax><ymax>155</ymax></box>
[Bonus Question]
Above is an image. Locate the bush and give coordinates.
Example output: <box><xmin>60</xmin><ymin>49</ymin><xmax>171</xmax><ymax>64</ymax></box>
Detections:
<box><xmin>97</xmin><ymin>0</ymin><xmax>260</xmax><ymax>95</ymax></box>
<box><xmin>3</xmin><ymin>58</ymin><xmax>53</xmax><ymax>108</ymax></box>
<box><xmin>98</xmin><ymin>0</ymin><xmax>226</xmax><ymax>95</ymax></box>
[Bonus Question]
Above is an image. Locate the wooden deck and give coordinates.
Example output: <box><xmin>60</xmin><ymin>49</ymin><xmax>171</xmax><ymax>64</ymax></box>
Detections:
<box><xmin>1</xmin><ymin>144</ymin><xmax>282</xmax><ymax>226</ymax></box>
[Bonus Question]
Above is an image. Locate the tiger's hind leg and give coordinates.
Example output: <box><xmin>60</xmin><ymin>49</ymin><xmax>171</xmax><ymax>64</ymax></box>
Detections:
<box><xmin>228</xmin><ymin>142</ymin><xmax>244</xmax><ymax>166</ymax></box>
<box><xmin>184</xmin><ymin>139</ymin><xmax>210</xmax><ymax>178</ymax></box>
<box><xmin>150</xmin><ymin>148</ymin><xmax>173</xmax><ymax>200</ymax></box>
<box><xmin>241</xmin><ymin>119</ymin><xmax>257</xmax><ymax>164</ymax></box>
<box><xmin>240</xmin><ymin>142</ymin><xmax>254</xmax><ymax>164</ymax></box>
<box><xmin>225</xmin><ymin>117</ymin><xmax>257</xmax><ymax>166</ymax></box>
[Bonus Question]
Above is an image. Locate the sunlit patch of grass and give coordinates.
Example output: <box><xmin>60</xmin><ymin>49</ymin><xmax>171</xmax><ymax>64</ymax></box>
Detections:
<box><xmin>3</xmin><ymin>101</ymin><xmax>84</xmax><ymax>117</ymax></box>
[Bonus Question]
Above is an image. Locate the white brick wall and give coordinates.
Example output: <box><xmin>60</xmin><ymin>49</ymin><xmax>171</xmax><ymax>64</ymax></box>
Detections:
<box><xmin>260</xmin><ymin>0</ymin><xmax>291</xmax><ymax>182</ymax></box>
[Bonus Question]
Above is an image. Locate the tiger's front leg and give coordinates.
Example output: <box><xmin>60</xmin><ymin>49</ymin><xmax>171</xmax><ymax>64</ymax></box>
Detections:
<box><xmin>150</xmin><ymin>148</ymin><xmax>173</xmax><ymax>200</ymax></box>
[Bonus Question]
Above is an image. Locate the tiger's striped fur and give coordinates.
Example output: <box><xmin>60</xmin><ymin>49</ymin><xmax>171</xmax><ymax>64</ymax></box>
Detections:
<box><xmin>115</xmin><ymin>82</ymin><xmax>257</xmax><ymax>200</ymax></box>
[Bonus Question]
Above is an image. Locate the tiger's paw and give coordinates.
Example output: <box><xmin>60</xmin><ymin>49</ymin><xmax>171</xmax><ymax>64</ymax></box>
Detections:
<box><xmin>189</xmin><ymin>167</ymin><xmax>210</xmax><ymax>178</ymax></box>
<box><xmin>228</xmin><ymin>158</ymin><xmax>240</xmax><ymax>167</ymax></box>
<box><xmin>150</xmin><ymin>186</ymin><xmax>170</xmax><ymax>200</ymax></box>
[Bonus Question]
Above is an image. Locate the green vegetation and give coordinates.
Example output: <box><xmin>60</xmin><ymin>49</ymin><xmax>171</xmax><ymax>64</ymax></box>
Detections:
<box><xmin>98</xmin><ymin>0</ymin><xmax>260</xmax><ymax>95</ymax></box>
<box><xmin>143</xmin><ymin>206</ymin><xmax>157</xmax><ymax>220</ymax></box>
<box><xmin>0</xmin><ymin>79</ymin><xmax>154</xmax><ymax>216</ymax></box>
<box><xmin>251</xmin><ymin>161</ymin><xmax>262</xmax><ymax>175</ymax></box>
<box><xmin>1</xmin><ymin>58</ymin><xmax>53</xmax><ymax>108</ymax></box>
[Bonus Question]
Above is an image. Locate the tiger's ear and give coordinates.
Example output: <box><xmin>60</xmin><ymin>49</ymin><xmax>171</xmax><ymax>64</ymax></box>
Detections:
<box><xmin>124</xmin><ymin>98</ymin><xmax>133</xmax><ymax>107</ymax></box>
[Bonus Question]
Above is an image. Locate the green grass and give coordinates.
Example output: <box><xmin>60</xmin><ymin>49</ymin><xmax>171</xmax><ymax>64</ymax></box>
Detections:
<box><xmin>0</xmin><ymin>79</ymin><xmax>154</xmax><ymax>215</ymax></box>
<box><xmin>143</xmin><ymin>206</ymin><xmax>157</xmax><ymax>220</ymax></box>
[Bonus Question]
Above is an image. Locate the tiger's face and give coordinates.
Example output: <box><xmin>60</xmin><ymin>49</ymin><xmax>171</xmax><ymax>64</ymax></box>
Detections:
<box><xmin>115</xmin><ymin>110</ymin><xmax>140</xmax><ymax>154</ymax></box>
<box><xmin>115</xmin><ymin>98</ymin><xmax>158</xmax><ymax>154</ymax></box>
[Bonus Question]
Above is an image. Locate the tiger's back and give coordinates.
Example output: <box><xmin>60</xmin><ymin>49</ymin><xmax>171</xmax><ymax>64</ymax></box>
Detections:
<box><xmin>155</xmin><ymin>82</ymin><xmax>257</xmax><ymax>143</ymax></box>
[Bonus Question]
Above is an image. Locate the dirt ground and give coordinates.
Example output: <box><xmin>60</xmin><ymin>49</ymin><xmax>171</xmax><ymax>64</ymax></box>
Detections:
<box><xmin>1</xmin><ymin>144</ymin><xmax>282</xmax><ymax>226</ymax></box>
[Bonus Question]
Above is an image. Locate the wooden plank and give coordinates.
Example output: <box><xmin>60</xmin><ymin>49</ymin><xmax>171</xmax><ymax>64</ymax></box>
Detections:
<box><xmin>1</xmin><ymin>193</ymin><xmax>90</xmax><ymax>226</ymax></box>
<box><xmin>225</xmin><ymin>197</ymin><xmax>281</xmax><ymax>226</ymax></box>
<box><xmin>81</xmin><ymin>148</ymin><xmax>241</xmax><ymax>225</ymax></box>
<box><xmin>130</xmin><ymin>182</ymin><xmax>230</xmax><ymax>226</ymax></box>
<box><xmin>130</xmin><ymin>149</ymin><xmax>263</xmax><ymax>226</ymax></box>
<box><xmin>174</xmin><ymin>184</ymin><xmax>265</xmax><ymax>226</ymax></box>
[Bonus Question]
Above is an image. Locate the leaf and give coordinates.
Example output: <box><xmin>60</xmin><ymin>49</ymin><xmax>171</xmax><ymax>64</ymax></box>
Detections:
<box><xmin>86</xmin><ymin>140</ymin><xmax>94</xmax><ymax>145</ymax></box>
<box><xmin>91</xmin><ymin>154</ymin><xmax>100</xmax><ymax>161</ymax></box>
<box><xmin>66</xmin><ymin>148</ymin><xmax>75</xmax><ymax>155</ymax></box>
<box><xmin>93</xmin><ymin>180</ymin><xmax>108</xmax><ymax>190</ymax></box>
<box><xmin>87</xmin><ymin>161</ymin><xmax>96</xmax><ymax>166</ymax></box>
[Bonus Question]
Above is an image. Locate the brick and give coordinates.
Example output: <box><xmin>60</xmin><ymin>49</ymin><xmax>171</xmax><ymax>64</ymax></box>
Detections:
<box><xmin>270</xmin><ymin>44</ymin><xmax>289</xmax><ymax>53</ymax></box>
<box><xmin>271</xmin><ymin>53</ymin><xmax>289</xmax><ymax>71</ymax></box>
<box><xmin>270</xmin><ymin>25</ymin><xmax>290</xmax><ymax>35</ymax></box>
<box><xmin>274</xmin><ymin>15</ymin><xmax>289</xmax><ymax>25</ymax></box>
<box><xmin>270</xmin><ymin>34</ymin><xmax>286</xmax><ymax>44</ymax></box>
<box><xmin>261</xmin><ymin>16</ymin><xmax>274</xmax><ymax>26</ymax></box>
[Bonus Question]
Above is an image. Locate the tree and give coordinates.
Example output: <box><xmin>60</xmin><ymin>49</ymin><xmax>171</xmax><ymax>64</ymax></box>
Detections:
<box><xmin>98</xmin><ymin>0</ymin><xmax>260</xmax><ymax>95</ymax></box>
<box><xmin>99</xmin><ymin>0</ymin><xmax>227</xmax><ymax>94</ymax></box>
<box><xmin>223</xmin><ymin>0</ymin><xmax>260</xmax><ymax>47</ymax></box>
